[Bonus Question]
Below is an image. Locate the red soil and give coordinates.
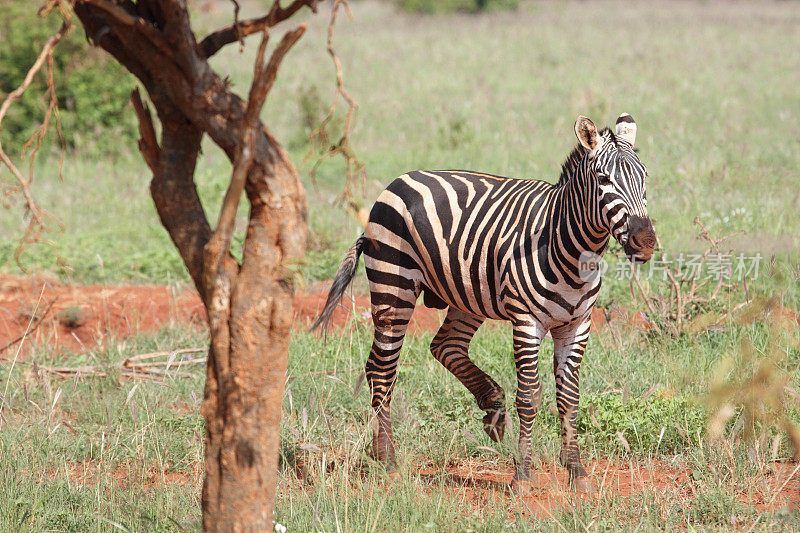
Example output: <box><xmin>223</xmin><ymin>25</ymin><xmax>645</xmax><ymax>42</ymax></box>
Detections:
<box><xmin>0</xmin><ymin>275</ymin><xmax>650</xmax><ymax>355</ymax></box>
<box><xmin>38</xmin><ymin>459</ymin><xmax>202</xmax><ymax>491</ymax></box>
<box><xmin>0</xmin><ymin>275</ymin><xmax>206</xmax><ymax>354</ymax></box>
<box><xmin>412</xmin><ymin>456</ymin><xmax>800</xmax><ymax>518</ymax></box>
<box><xmin>275</xmin><ymin>454</ymin><xmax>800</xmax><ymax>519</ymax></box>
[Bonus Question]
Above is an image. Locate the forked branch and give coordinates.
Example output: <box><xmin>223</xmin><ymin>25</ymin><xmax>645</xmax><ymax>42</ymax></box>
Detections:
<box><xmin>199</xmin><ymin>0</ymin><xmax>320</xmax><ymax>58</ymax></box>
<box><xmin>204</xmin><ymin>25</ymin><xmax>307</xmax><ymax>278</ymax></box>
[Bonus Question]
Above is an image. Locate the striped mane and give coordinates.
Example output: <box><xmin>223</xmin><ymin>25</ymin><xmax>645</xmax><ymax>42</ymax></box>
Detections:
<box><xmin>557</xmin><ymin>127</ymin><xmax>615</xmax><ymax>186</ymax></box>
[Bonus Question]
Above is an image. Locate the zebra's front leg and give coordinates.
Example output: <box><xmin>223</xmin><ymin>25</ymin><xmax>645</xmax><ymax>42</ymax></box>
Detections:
<box><xmin>511</xmin><ymin>321</ymin><xmax>544</xmax><ymax>494</ymax></box>
<box><xmin>365</xmin><ymin>304</ymin><xmax>413</xmax><ymax>477</ymax></box>
<box><xmin>552</xmin><ymin>317</ymin><xmax>592</xmax><ymax>492</ymax></box>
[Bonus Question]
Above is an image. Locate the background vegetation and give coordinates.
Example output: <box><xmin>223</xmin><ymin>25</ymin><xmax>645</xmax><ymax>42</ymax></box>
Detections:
<box><xmin>1</xmin><ymin>0</ymin><xmax>799</xmax><ymax>530</ymax></box>
<box><xmin>0</xmin><ymin>1</ymin><xmax>136</xmax><ymax>152</ymax></box>
<box><xmin>391</xmin><ymin>0</ymin><xmax>519</xmax><ymax>14</ymax></box>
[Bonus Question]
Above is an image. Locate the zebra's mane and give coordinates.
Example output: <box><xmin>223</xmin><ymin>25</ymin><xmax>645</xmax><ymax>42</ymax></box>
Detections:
<box><xmin>557</xmin><ymin>127</ymin><xmax>615</xmax><ymax>186</ymax></box>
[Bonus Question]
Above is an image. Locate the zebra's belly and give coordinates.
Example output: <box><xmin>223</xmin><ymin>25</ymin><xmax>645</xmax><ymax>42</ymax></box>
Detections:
<box><xmin>501</xmin><ymin>279</ymin><xmax>600</xmax><ymax>331</ymax></box>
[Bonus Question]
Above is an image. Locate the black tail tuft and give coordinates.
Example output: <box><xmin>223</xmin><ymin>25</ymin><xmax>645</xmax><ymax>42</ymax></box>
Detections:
<box><xmin>310</xmin><ymin>235</ymin><xmax>366</xmax><ymax>333</ymax></box>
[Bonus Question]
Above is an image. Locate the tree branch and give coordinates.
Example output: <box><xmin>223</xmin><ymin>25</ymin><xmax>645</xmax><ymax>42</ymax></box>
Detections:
<box><xmin>204</xmin><ymin>23</ymin><xmax>306</xmax><ymax>283</ymax></box>
<box><xmin>80</xmin><ymin>0</ymin><xmax>173</xmax><ymax>57</ymax></box>
<box><xmin>130</xmin><ymin>89</ymin><xmax>160</xmax><ymax>172</ymax></box>
<box><xmin>198</xmin><ymin>0</ymin><xmax>319</xmax><ymax>58</ymax></box>
<box><xmin>0</xmin><ymin>21</ymin><xmax>69</xmax><ymax>269</ymax></box>
<box><xmin>305</xmin><ymin>0</ymin><xmax>364</xmax><ymax>200</ymax></box>
<box><xmin>78</xmin><ymin>0</ymin><xmax>207</xmax><ymax>82</ymax></box>
<box><xmin>248</xmin><ymin>25</ymin><xmax>307</xmax><ymax>120</ymax></box>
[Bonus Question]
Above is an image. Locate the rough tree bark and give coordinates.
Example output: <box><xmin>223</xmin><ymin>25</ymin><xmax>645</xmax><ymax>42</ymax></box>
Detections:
<box><xmin>69</xmin><ymin>0</ymin><xmax>324</xmax><ymax>529</ymax></box>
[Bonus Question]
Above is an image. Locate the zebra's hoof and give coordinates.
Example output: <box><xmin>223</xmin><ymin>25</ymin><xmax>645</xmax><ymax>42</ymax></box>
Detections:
<box><xmin>387</xmin><ymin>470</ymin><xmax>401</xmax><ymax>483</ymax></box>
<box><xmin>482</xmin><ymin>410</ymin><xmax>506</xmax><ymax>442</ymax></box>
<box><xmin>571</xmin><ymin>476</ymin><xmax>593</xmax><ymax>494</ymax></box>
<box><xmin>509</xmin><ymin>479</ymin><xmax>532</xmax><ymax>496</ymax></box>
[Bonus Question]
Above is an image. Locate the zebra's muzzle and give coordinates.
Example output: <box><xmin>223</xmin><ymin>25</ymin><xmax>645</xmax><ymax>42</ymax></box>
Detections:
<box><xmin>622</xmin><ymin>215</ymin><xmax>656</xmax><ymax>263</ymax></box>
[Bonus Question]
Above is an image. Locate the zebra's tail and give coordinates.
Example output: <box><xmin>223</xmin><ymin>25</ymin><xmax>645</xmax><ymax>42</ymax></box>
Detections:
<box><xmin>310</xmin><ymin>235</ymin><xmax>366</xmax><ymax>333</ymax></box>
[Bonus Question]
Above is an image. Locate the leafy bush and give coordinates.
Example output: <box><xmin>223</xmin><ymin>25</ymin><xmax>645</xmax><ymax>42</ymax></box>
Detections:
<box><xmin>391</xmin><ymin>0</ymin><xmax>519</xmax><ymax>15</ymax></box>
<box><xmin>576</xmin><ymin>392</ymin><xmax>706</xmax><ymax>454</ymax></box>
<box><xmin>0</xmin><ymin>1</ymin><xmax>136</xmax><ymax>154</ymax></box>
<box><xmin>537</xmin><ymin>391</ymin><xmax>705</xmax><ymax>454</ymax></box>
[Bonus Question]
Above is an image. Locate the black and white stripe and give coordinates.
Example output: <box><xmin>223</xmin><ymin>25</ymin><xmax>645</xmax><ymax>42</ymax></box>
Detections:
<box><xmin>313</xmin><ymin>113</ymin><xmax>655</xmax><ymax>490</ymax></box>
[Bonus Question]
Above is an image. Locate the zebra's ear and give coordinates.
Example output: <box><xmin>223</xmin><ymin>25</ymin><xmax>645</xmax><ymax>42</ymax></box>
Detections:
<box><xmin>574</xmin><ymin>116</ymin><xmax>599</xmax><ymax>151</ymax></box>
<box><xmin>615</xmin><ymin>113</ymin><xmax>637</xmax><ymax>146</ymax></box>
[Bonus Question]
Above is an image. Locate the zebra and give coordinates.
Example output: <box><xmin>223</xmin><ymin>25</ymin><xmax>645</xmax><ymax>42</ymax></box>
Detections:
<box><xmin>312</xmin><ymin>114</ymin><xmax>656</xmax><ymax>493</ymax></box>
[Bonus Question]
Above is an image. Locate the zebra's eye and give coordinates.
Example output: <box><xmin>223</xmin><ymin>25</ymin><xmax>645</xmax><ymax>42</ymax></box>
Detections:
<box><xmin>598</xmin><ymin>173</ymin><xmax>612</xmax><ymax>186</ymax></box>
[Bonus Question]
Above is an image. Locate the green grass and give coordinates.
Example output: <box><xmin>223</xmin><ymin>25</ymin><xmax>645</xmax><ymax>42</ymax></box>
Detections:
<box><xmin>4</xmin><ymin>317</ymin><xmax>798</xmax><ymax>529</ymax></box>
<box><xmin>0</xmin><ymin>324</ymin><xmax>207</xmax><ymax>531</ymax></box>
<box><xmin>2</xmin><ymin>0</ymin><xmax>800</xmax><ymax>530</ymax></box>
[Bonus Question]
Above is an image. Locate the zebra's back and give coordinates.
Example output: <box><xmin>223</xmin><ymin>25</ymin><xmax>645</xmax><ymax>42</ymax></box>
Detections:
<box><xmin>363</xmin><ymin>170</ymin><xmax>557</xmax><ymax>322</ymax></box>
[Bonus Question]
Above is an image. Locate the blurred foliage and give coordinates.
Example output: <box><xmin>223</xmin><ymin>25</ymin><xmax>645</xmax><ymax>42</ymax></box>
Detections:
<box><xmin>705</xmin><ymin>296</ymin><xmax>800</xmax><ymax>461</ymax></box>
<box><xmin>0</xmin><ymin>1</ymin><xmax>136</xmax><ymax>154</ymax></box>
<box><xmin>390</xmin><ymin>0</ymin><xmax>519</xmax><ymax>15</ymax></box>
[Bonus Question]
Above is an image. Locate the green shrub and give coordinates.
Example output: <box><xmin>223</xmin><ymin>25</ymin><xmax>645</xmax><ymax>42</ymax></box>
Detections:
<box><xmin>0</xmin><ymin>1</ymin><xmax>136</xmax><ymax>154</ymax></box>
<box><xmin>576</xmin><ymin>392</ymin><xmax>706</xmax><ymax>454</ymax></box>
<box><xmin>391</xmin><ymin>0</ymin><xmax>519</xmax><ymax>15</ymax></box>
<box><xmin>536</xmin><ymin>391</ymin><xmax>706</xmax><ymax>455</ymax></box>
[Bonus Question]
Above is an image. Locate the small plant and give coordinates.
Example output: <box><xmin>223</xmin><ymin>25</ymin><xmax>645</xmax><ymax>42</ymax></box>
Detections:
<box><xmin>57</xmin><ymin>305</ymin><xmax>86</xmax><ymax>328</ymax></box>
<box><xmin>632</xmin><ymin>217</ymin><xmax>747</xmax><ymax>336</ymax></box>
<box><xmin>689</xmin><ymin>488</ymin><xmax>751</xmax><ymax>527</ymax></box>
<box><xmin>575</xmin><ymin>391</ymin><xmax>705</xmax><ymax>454</ymax></box>
<box><xmin>438</xmin><ymin>115</ymin><xmax>475</xmax><ymax>150</ymax></box>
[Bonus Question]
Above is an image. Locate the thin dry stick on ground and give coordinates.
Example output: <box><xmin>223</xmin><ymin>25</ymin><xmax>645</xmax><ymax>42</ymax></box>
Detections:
<box><xmin>2</xmin><ymin>347</ymin><xmax>208</xmax><ymax>384</ymax></box>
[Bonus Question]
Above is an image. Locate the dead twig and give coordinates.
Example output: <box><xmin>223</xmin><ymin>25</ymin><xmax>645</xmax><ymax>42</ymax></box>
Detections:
<box><xmin>304</xmin><ymin>0</ymin><xmax>365</xmax><ymax>201</ymax></box>
<box><xmin>0</xmin><ymin>21</ymin><xmax>70</xmax><ymax>269</ymax></box>
<box><xmin>124</xmin><ymin>347</ymin><xmax>206</xmax><ymax>363</ymax></box>
<box><xmin>632</xmin><ymin>217</ymin><xmax>746</xmax><ymax>336</ymax></box>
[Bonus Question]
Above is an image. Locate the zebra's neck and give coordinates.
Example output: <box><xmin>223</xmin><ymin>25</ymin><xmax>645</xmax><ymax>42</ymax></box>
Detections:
<box><xmin>551</xmin><ymin>165</ymin><xmax>610</xmax><ymax>278</ymax></box>
<box><xmin>557</xmin><ymin>143</ymin><xmax>586</xmax><ymax>187</ymax></box>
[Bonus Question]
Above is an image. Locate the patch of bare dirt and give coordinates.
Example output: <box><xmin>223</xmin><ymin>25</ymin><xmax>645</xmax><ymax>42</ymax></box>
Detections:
<box><xmin>41</xmin><ymin>459</ymin><xmax>203</xmax><ymax>490</ymax></box>
<box><xmin>277</xmin><ymin>454</ymin><xmax>800</xmax><ymax>519</ymax></box>
<box><xmin>422</xmin><ymin>457</ymin><xmax>800</xmax><ymax>518</ymax></box>
<box><xmin>0</xmin><ymin>275</ymin><xmax>659</xmax><ymax>356</ymax></box>
<box><xmin>0</xmin><ymin>275</ymin><xmax>205</xmax><ymax>354</ymax></box>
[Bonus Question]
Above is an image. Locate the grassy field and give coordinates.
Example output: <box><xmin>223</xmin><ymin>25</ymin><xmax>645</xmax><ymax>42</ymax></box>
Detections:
<box><xmin>2</xmin><ymin>0</ymin><xmax>800</xmax><ymax>530</ymax></box>
<box><xmin>2</xmin><ymin>316</ymin><xmax>799</xmax><ymax>530</ymax></box>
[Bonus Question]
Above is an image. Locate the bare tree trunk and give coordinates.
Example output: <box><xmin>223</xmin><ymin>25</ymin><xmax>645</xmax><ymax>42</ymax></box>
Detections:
<box><xmin>71</xmin><ymin>0</ymin><xmax>320</xmax><ymax>529</ymax></box>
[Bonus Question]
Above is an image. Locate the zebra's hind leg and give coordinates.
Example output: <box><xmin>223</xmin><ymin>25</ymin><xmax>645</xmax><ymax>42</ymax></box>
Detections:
<box><xmin>552</xmin><ymin>317</ymin><xmax>592</xmax><ymax>492</ymax></box>
<box><xmin>429</xmin><ymin>308</ymin><xmax>507</xmax><ymax>441</ymax></box>
<box><xmin>511</xmin><ymin>321</ymin><xmax>545</xmax><ymax>495</ymax></box>
<box><xmin>365</xmin><ymin>299</ymin><xmax>414</xmax><ymax>477</ymax></box>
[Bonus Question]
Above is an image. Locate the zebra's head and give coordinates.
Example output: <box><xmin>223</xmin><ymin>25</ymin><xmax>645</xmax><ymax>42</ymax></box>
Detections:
<box><xmin>574</xmin><ymin>113</ymin><xmax>656</xmax><ymax>263</ymax></box>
